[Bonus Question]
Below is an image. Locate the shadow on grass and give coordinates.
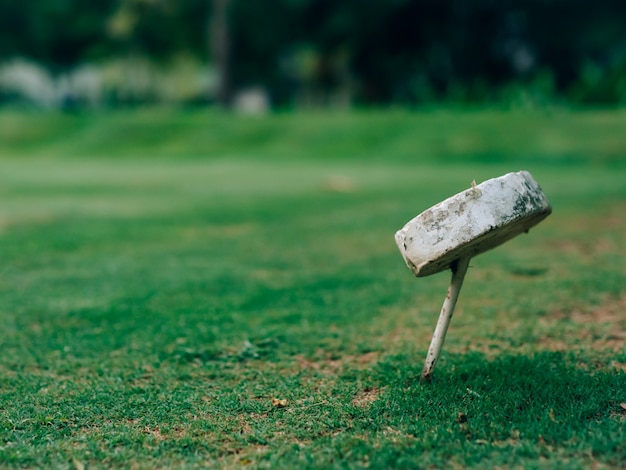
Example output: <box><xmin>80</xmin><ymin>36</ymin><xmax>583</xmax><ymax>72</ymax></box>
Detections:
<box><xmin>374</xmin><ymin>351</ymin><xmax>625</xmax><ymax>447</ymax></box>
<box><xmin>258</xmin><ymin>352</ymin><xmax>625</xmax><ymax>468</ymax></box>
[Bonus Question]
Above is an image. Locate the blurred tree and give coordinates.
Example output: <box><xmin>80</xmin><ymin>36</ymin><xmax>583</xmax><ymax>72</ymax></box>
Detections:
<box><xmin>0</xmin><ymin>0</ymin><xmax>116</xmax><ymax>71</ymax></box>
<box><xmin>1</xmin><ymin>0</ymin><xmax>626</xmax><ymax>106</ymax></box>
<box><xmin>107</xmin><ymin>0</ymin><xmax>209</xmax><ymax>59</ymax></box>
<box><xmin>210</xmin><ymin>0</ymin><xmax>231</xmax><ymax>106</ymax></box>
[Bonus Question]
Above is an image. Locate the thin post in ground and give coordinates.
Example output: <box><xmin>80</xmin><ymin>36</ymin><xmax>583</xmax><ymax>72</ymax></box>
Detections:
<box><xmin>421</xmin><ymin>256</ymin><xmax>471</xmax><ymax>381</ymax></box>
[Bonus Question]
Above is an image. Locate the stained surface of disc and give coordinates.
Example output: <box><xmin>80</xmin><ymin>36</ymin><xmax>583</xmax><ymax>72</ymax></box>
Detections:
<box><xmin>395</xmin><ymin>171</ymin><xmax>552</xmax><ymax>277</ymax></box>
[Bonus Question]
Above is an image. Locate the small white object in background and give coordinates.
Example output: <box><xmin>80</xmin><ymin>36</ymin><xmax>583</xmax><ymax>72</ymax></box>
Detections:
<box><xmin>395</xmin><ymin>171</ymin><xmax>552</xmax><ymax>381</ymax></box>
<box><xmin>233</xmin><ymin>87</ymin><xmax>270</xmax><ymax>115</ymax></box>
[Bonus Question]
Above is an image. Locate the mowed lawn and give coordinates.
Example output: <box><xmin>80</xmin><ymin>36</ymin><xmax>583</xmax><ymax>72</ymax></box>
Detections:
<box><xmin>1</xmin><ymin>109</ymin><xmax>625</xmax><ymax>468</ymax></box>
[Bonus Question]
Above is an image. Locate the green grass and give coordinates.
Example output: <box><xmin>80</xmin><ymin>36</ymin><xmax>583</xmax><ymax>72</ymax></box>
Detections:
<box><xmin>1</xmin><ymin>109</ymin><xmax>625</xmax><ymax>468</ymax></box>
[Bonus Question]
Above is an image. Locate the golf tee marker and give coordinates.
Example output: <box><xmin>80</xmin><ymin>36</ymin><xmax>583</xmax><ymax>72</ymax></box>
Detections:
<box><xmin>395</xmin><ymin>171</ymin><xmax>552</xmax><ymax>380</ymax></box>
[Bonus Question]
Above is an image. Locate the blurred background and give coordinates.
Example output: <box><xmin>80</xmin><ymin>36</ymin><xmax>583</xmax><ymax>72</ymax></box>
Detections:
<box><xmin>1</xmin><ymin>0</ymin><xmax>626</xmax><ymax>112</ymax></box>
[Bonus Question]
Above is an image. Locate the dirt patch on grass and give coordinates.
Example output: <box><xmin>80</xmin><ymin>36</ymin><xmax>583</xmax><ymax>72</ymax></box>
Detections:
<box><xmin>296</xmin><ymin>351</ymin><xmax>380</xmax><ymax>374</ymax></box>
<box><xmin>351</xmin><ymin>387</ymin><xmax>384</xmax><ymax>408</ymax></box>
<box><xmin>537</xmin><ymin>295</ymin><xmax>626</xmax><ymax>353</ymax></box>
<box><xmin>546</xmin><ymin>205</ymin><xmax>625</xmax><ymax>261</ymax></box>
<box><xmin>549</xmin><ymin>238</ymin><xmax>618</xmax><ymax>259</ymax></box>
<box><xmin>551</xmin><ymin>295</ymin><xmax>626</xmax><ymax>325</ymax></box>
<box><xmin>449</xmin><ymin>295</ymin><xmax>626</xmax><ymax>358</ymax></box>
<box><xmin>142</xmin><ymin>425</ymin><xmax>170</xmax><ymax>441</ymax></box>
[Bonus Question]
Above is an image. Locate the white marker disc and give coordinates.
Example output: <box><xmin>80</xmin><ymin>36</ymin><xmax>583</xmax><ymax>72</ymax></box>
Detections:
<box><xmin>395</xmin><ymin>171</ymin><xmax>552</xmax><ymax>277</ymax></box>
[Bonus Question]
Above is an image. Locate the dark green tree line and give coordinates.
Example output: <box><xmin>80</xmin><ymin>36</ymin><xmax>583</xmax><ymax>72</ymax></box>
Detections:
<box><xmin>1</xmin><ymin>0</ymin><xmax>626</xmax><ymax>106</ymax></box>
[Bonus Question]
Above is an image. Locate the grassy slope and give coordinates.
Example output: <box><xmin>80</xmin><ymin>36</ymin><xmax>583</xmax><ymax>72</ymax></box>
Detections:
<box><xmin>0</xmin><ymin>109</ymin><xmax>625</xmax><ymax>468</ymax></box>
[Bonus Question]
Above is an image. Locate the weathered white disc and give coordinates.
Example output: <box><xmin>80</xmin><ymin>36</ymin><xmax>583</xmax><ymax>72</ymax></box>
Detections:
<box><xmin>395</xmin><ymin>171</ymin><xmax>552</xmax><ymax>277</ymax></box>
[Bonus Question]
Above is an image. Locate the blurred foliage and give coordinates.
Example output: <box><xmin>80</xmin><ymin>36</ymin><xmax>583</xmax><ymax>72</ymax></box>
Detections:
<box><xmin>1</xmin><ymin>0</ymin><xmax>626</xmax><ymax>106</ymax></box>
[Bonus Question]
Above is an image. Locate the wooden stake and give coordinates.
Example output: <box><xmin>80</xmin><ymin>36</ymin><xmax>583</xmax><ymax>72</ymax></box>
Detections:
<box><xmin>421</xmin><ymin>256</ymin><xmax>470</xmax><ymax>381</ymax></box>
